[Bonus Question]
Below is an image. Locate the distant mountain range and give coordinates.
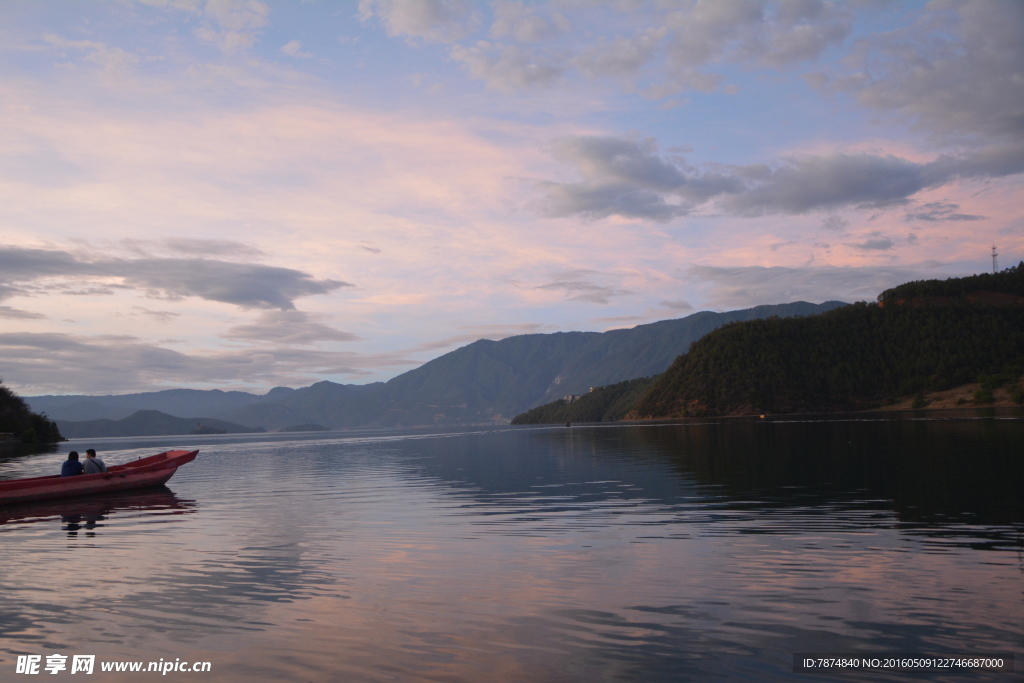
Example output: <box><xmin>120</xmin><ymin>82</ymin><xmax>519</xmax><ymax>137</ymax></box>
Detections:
<box><xmin>57</xmin><ymin>410</ymin><xmax>265</xmax><ymax>439</ymax></box>
<box><xmin>28</xmin><ymin>301</ymin><xmax>844</xmax><ymax>434</ymax></box>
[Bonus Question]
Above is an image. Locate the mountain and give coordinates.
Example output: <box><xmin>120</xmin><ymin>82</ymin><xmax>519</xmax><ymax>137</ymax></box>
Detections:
<box><xmin>628</xmin><ymin>265</ymin><xmax>1024</xmax><ymax>419</ymax></box>
<box><xmin>527</xmin><ymin>303</ymin><xmax>849</xmax><ymax>405</ymax></box>
<box><xmin>28</xmin><ymin>388</ymin><xmax>268</xmax><ymax>422</ymax></box>
<box><xmin>28</xmin><ymin>301</ymin><xmax>845</xmax><ymax>432</ymax></box>
<box><xmin>217</xmin><ymin>301</ymin><xmax>844</xmax><ymax>428</ymax></box>
<box><xmin>352</xmin><ymin>300</ymin><xmax>846</xmax><ymax>425</ymax></box>
<box><xmin>56</xmin><ymin>410</ymin><xmax>264</xmax><ymax>439</ymax></box>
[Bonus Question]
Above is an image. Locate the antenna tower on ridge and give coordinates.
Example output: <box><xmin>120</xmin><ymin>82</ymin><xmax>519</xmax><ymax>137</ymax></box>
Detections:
<box><xmin>992</xmin><ymin>244</ymin><xmax>998</xmax><ymax>274</ymax></box>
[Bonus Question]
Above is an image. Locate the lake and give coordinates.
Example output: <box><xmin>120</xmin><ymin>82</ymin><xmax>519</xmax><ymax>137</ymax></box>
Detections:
<box><xmin>1</xmin><ymin>416</ymin><xmax>1021</xmax><ymax>681</ymax></box>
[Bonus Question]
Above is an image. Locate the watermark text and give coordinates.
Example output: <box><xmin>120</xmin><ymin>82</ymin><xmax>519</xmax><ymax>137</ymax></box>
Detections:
<box><xmin>16</xmin><ymin>654</ymin><xmax>211</xmax><ymax>675</ymax></box>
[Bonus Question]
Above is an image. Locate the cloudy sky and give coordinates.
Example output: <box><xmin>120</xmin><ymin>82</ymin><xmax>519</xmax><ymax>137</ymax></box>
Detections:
<box><xmin>2</xmin><ymin>0</ymin><xmax>1021</xmax><ymax>395</ymax></box>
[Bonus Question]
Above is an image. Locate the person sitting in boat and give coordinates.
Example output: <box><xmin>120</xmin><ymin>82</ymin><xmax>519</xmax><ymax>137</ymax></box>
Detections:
<box><xmin>82</xmin><ymin>448</ymin><xmax>107</xmax><ymax>474</ymax></box>
<box><xmin>61</xmin><ymin>451</ymin><xmax>83</xmax><ymax>477</ymax></box>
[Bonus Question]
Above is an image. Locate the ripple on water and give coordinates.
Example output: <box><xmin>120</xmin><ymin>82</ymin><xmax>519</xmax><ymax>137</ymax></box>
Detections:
<box><xmin>1</xmin><ymin>424</ymin><xmax>1021</xmax><ymax>682</ymax></box>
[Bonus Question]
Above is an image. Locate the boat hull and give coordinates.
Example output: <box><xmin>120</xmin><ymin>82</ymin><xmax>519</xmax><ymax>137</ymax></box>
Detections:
<box><xmin>0</xmin><ymin>449</ymin><xmax>199</xmax><ymax>505</ymax></box>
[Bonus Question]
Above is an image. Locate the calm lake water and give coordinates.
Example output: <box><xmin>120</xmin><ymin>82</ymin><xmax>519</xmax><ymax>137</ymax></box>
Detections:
<box><xmin>1</xmin><ymin>417</ymin><xmax>1021</xmax><ymax>681</ymax></box>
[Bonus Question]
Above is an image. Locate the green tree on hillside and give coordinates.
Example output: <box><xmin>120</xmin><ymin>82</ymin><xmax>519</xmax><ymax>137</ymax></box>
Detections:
<box><xmin>0</xmin><ymin>379</ymin><xmax>64</xmax><ymax>443</ymax></box>
<box><xmin>512</xmin><ymin>376</ymin><xmax>656</xmax><ymax>424</ymax></box>
<box><xmin>628</xmin><ymin>266</ymin><xmax>1024</xmax><ymax>419</ymax></box>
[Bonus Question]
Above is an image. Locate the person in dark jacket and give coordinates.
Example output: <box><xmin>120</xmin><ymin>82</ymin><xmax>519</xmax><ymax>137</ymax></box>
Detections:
<box><xmin>82</xmin><ymin>448</ymin><xmax>107</xmax><ymax>474</ymax></box>
<box><xmin>61</xmin><ymin>451</ymin><xmax>83</xmax><ymax>477</ymax></box>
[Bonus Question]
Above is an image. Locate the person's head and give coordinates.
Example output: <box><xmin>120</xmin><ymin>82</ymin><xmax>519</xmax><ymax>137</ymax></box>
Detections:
<box><xmin>68</xmin><ymin>451</ymin><xmax>79</xmax><ymax>461</ymax></box>
<box><xmin>86</xmin><ymin>449</ymin><xmax>96</xmax><ymax>458</ymax></box>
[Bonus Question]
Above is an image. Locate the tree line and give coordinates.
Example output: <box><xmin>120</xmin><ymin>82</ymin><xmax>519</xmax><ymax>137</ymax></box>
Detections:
<box><xmin>878</xmin><ymin>261</ymin><xmax>1024</xmax><ymax>303</ymax></box>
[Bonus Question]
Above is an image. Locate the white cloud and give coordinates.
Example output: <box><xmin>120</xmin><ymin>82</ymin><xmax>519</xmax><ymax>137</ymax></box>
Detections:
<box><xmin>44</xmin><ymin>35</ymin><xmax>142</xmax><ymax>74</ymax></box>
<box><xmin>573</xmin><ymin>28</ymin><xmax>667</xmax><ymax>79</ymax></box>
<box><xmin>535</xmin><ymin>270</ymin><xmax>633</xmax><ymax>305</ymax></box>
<box><xmin>358</xmin><ymin>0</ymin><xmax>480</xmax><ymax>43</ymax></box>
<box><xmin>834</xmin><ymin>0</ymin><xmax>1024</xmax><ymax>145</ymax></box>
<box><xmin>0</xmin><ymin>306</ymin><xmax>45</xmax><ymax>320</ymax></box>
<box><xmin>537</xmin><ymin>136</ymin><xmax>727</xmax><ymax>221</ymax></box>
<box><xmin>224</xmin><ymin>310</ymin><xmax>361</xmax><ymax>344</ymax></box>
<box><xmin>195</xmin><ymin>0</ymin><xmax>270</xmax><ymax>52</ymax></box>
<box><xmin>3</xmin><ymin>1</ymin><xmax>1020</xmax><ymax>396</ymax></box>
<box><xmin>128</xmin><ymin>307</ymin><xmax>181</xmax><ymax>323</ymax></box>
<box><xmin>846</xmin><ymin>233</ymin><xmax>894</xmax><ymax>251</ymax></box>
<box><xmin>658</xmin><ymin>299</ymin><xmax>694</xmax><ymax>312</ymax></box>
<box><xmin>537</xmin><ymin>135</ymin><xmax>1024</xmax><ymax>222</ymax></box>
<box><xmin>904</xmin><ymin>202</ymin><xmax>984</xmax><ymax>223</ymax></box>
<box><xmin>489</xmin><ymin>1</ymin><xmax>565</xmax><ymax>42</ymax></box>
<box><xmin>0</xmin><ymin>331</ymin><xmax>417</xmax><ymax>394</ymax></box>
<box><xmin>405</xmin><ymin>322</ymin><xmax>557</xmax><ymax>354</ymax></box>
<box><xmin>662</xmin><ymin>0</ymin><xmax>853</xmax><ymax>75</ymax></box>
<box><xmin>686</xmin><ymin>262</ymin><xmax>961</xmax><ymax>309</ymax></box>
<box><xmin>0</xmin><ymin>247</ymin><xmax>350</xmax><ymax>310</ymax></box>
<box><xmin>449</xmin><ymin>41</ymin><xmax>566</xmax><ymax>91</ymax></box>
<box><xmin>821</xmin><ymin>215</ymin><xmax>849</xmax><ymax>232</ymax></box>
<box><xmin>280</xmin><ymin>40</ymin><xmax>313</xmax><ymax>59</ymax></box>
<box><xmin>121</xmin><ymin>238</ymin><xmax>266</xmax><ymax>258</ymax></box>
<box><xmin>351</xmin><ymin>0</ymin><xmax>857</xmax><ymax>97</ymax></box>
<box><xmin>436</xmin><ymin>0</ymin><xmax>853</xmax><ymax>94</ymax></box>
<box><xmin>720</xmin><ymin>152</ymin><xmax>930</xmax><ymax>215</ymax></box>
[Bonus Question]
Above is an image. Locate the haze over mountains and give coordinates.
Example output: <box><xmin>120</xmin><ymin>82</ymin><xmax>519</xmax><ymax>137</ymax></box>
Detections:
<box><xmin>29</xmin><ymin>301</ymin><xmax>843</xmax><ymax>434</ymax></box>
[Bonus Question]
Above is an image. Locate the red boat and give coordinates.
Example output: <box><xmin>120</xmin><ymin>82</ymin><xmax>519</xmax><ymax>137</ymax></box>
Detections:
<box><xmin>0</xmin><ymin>449</ymin><xmax>199</xmax><ymax>505</ymax></box>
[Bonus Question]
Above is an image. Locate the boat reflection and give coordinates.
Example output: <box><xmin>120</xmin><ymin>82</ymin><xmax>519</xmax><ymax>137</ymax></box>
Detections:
<box><xmin>0</xmin><ymin>486</ymin><xmax>196</xmax><ymax>536</ymax></box>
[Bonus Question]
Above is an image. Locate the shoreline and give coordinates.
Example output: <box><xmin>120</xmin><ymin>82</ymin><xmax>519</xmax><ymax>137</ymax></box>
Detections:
<box><xmin>874</xmin><ymin>381</ymin><xmax>1021</xmax><ymax>411</ymax></box>
<box><xmin>615</xmin><ymin>380</ymin><xmax>1024</xmax><ymax>424</ymax></box>
<box><xmin>612</xmin><ymin>404</ymin><xmax>1024</xmax><ymax>426</ymax></box>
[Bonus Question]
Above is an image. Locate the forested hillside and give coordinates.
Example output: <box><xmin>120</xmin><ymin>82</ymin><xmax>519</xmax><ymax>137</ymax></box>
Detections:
<box><xmin>511</xmin><ymin>377</ymin><xmax>656</xmax><ymax>425</ymax></box>
<box><xmin>0</xmin><ymin>379</ymin><xmax>63</xmax><ymax>443</ymax></box>
<box><xmin>629</xmin><ymin>265</ymin><xmax>1024</xmax><ymax>418</ymax></box>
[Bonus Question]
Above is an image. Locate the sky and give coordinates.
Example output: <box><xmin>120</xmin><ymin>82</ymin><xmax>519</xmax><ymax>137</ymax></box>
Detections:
<box><xmin>1</xmin><ymin>0</ymin><xmax>1022</xmax><ymax>396</ymax></box>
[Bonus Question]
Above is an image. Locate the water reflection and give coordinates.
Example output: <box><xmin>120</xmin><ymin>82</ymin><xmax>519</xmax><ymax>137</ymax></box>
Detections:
<box><xmin>0</xmin><ymin>440</ymin><xmax>61</xmax><ymax>466</ymax></box>
<box><xmin>0</xmin><ymin>422</ymin><xmax>1020</xmax><ymax>682</ymax></box>
<box><xmin>645</xmin><ymin>418</ymin><xmax>1024</xmax><ymax>523</ymax></box>
<box><xmin>0</xmin><ymin>486</ymin><xmax>196</xmax><ymax>534</ymax></box>
<box><xmin>510</xmin><ymin>419</ymin><xmax>1024</xmax><ymax>538</ymax></box>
